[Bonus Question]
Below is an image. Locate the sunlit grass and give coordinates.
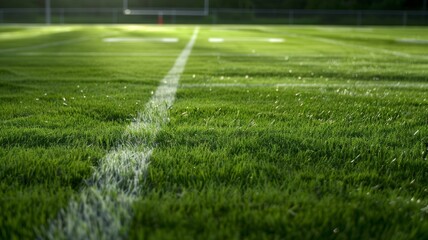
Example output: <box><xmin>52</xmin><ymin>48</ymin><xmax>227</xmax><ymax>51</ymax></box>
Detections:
<box><xmin>1</xmin><ymin>25</ymin><xmax>428</xmax><ymax>239</ymax></box>
<box><xmin>0</xmin><ymin>25</ymin><xmax>192</xmax><ymax>239</ymax></box>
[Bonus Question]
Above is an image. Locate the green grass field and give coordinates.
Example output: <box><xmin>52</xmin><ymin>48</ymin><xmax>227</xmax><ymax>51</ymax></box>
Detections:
<box><xmin>1</xmin><ymin>25</ymin><xmax>428</xmax><ymax>239</ymax></box>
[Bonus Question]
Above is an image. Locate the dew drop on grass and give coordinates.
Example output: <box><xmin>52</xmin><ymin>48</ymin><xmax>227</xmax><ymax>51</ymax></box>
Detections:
<box><xmin>35</xmin><ymin>98</ymin><xmax>39</xmax><ymax>101</ymax></box>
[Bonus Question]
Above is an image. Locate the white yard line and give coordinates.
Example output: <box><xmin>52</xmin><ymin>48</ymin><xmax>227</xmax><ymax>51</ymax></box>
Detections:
<box><xmin>208</xmin><ymin>37</ymin><xmax>285</xmax><ymax>43</ymax></box>
<box><xmin>103</xmin><ymin>37</ymin><xmax>179</xmax><ymax>43</ymax></box>
<box><xmin>14</xmin><ymin>52</ymin><xmax>307</xmax><ymax>57</ymax></box>
<box><xmin>0</xmin><ymin>37</ymin><xmax>90</xmax><ymax>54</ymax></box>
<box><xmin>180</xmin><ymin>82</ymin><xmax>428</xmax><ymax>89</ymax></box>
<box><xmin>43</xmin><ymin>27</ymin><xmax>199</xmax><ymax>240</ymax></box>
<box><xmin>263</xmin><ymin>30</ymin><xmax>428</xmax><ymax>60</ymax></box>
<box><xmin>396</xmin><ymin>39</ymin><xmax>428</xmax><ymax>45</ymax></box>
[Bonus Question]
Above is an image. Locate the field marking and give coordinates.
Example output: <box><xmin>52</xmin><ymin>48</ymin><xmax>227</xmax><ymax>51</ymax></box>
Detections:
<box><xmin>181</xmin><ymin>82</ymin><xmax>428</xmax><ymax>89</ymax></box>
<box><xmin>300</xmin><ymin>34</ymin><xmax>428</xmax><ymax>60</ymax></box>
<box><xmin>0</xmin><ymin>26</ymin><xmax>77</xmax><ymax>40</ymax></box>
<box><xmin>13</xmin><ymin>52</ymin><xmax>320</xmax><ymax>58</ymax></box>
<box><xmin>103</xmin><ymin>37</ymin><xmax>179</xmax><ymax>43</ymax></box>
<box><xmin>44</xmin><ymin>27</ymin><xmax>199</xmax><ymax>240</ymax></box>
<box><xmin>260</xmin><ymin>29</ymin><xmax>428</xmax><ymax>60</ymax></box>
<box><xmin>208</xmin><ymin>37</ymin><xmax>285</xmax><ymax>43</ymax></box>
<box><xmin>396</xmin><ymin>39</ymin><xmax>428</xmax><ymax>45</ymax></box>
<box><xmin>0</xmin><ymin>37</ymin><xmax>90</xmax><ymax>54</ymax></box>
<box><xmin>268</xmin><ymin>38</ymin><xmax>285</xmax><ymax>43</ymax></box>
<box><xmin>209</xmin><ymin>38</ymin><xmax>225</xmax><ymax>43</ymax></box>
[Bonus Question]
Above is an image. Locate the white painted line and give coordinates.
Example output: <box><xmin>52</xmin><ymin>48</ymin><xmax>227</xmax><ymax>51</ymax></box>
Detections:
<box><xmin>44</xmin><ymin>28</ymin><xmax>199</xmax><ymax>240</ymax></box>
<box><xmin>14</xmin><ymin>52</ymin><xmax>318</xmax><ymax>58</ymax></box>
<box><xmin>396</xmin><ymin>39</ymin><xmax>428</xmax><ymax>44</ymax></box>
<box><xmin>270</xmin><ymin>31</ymin><xmax>428</xmax><ymax>60</ymax></box>
<box><xmin>208</xmin><ymin>37</ymin><xmax>285</xmax><ymax>43</ymax></box>
<box><xmin>268</xmin><ymin>38</ymin><xmax>285</xmax><ymax>43</ymax></box>
<box><xmin>103</xmin><ymin>37</ymin><xmax>179</xmax><ymax>43</ymax></box>
<box><xmin>16</xmin><ymin>52</ymin><xmax>182</xmax><ymax>57</ymax></box>
<box><xmin>161</xmin><ymin>38</ymin><xmax>180</xmax><ymax>43</ymax></box>
<box><xmin>209</xmin><ymin>38</ymin><xmax>225</xmax><ymax>43</ymax></box>
<box><xmin>0</xmin><ymin>37</ymin><xmax>90</xmax><ymax>54</ymax></box>
<box><xmin>180</xmin><ymin>82</ymin><xmax>428</xmax><ymax>89</ymax></box>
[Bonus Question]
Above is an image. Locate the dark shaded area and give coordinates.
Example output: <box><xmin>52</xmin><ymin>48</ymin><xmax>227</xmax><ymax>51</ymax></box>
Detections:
<box><xmin>0</xmin><ymin>0</ymin><xmax>427</xmax><ymax>11</ymax></box>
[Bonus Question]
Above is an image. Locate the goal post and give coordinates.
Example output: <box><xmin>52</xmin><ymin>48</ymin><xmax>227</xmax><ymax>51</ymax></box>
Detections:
<box><xmin>123</xmin><ymin>0</ymin><xmax>210</xmax><ymax>16</ymax></box>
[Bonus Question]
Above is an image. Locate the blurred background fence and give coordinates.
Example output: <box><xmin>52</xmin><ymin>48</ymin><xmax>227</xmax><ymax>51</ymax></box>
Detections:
<box><xmin>0</xmin><ymin>8</ymin><xmax>427</xmax><ymax>25</ymax></box>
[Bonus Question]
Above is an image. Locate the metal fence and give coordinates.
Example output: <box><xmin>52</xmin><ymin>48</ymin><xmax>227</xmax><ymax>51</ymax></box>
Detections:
<box><xmin>0</xmin><ymin>8</ymin><xmax>427</xmax><ymax>25</ymax></box>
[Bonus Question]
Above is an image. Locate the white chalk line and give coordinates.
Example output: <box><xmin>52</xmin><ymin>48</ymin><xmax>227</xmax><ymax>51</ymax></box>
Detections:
<box><xmin>396</xmin><ymin>39</ymin><xmax>428</xmax><ymax>45</ymax></box>
<box><xmin>0</xmin><ymin>27</ymin><xmax>77</xmax><ymax>41</ymax></box>
<box><xmin>261</xmin><ymin>29</ymin><xmax>428</xmax><ymax>60</ymax></box>
<box><xmin>12</xmin><ymin>52</ymin><xmax>313</xmax><ymax>58</ymax></box>
<box><xmin>103</xmin><ymin>37</ymin><xmax>179</xmax><ymax>43</ymax></box>
<box><xmin>12</xmin><ymin>52</ymin><xmax>338</xmax><ymax>58</ymax></box>
<box><xmin>208</xmin><ymin>37</ymin><xmax>285</xmax><ymax>43</ymax></box>
<box><xmin>42</xmin><ymin>27</ymin><xmax>199</xmax><ymax>240</ymax></box>
<box><xmin>0</xmin><ymin>37</ymin><xmax>90</xmax><ymax>54</ymax></box>
<box><xmin>181</xmin><ymin>82</ymin><xmax>428</xmax><ymax>89</ymax></box>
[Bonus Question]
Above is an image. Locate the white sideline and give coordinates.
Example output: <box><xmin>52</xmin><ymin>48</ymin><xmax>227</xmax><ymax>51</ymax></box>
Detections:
<box><xmin>103</xmin><ymin>37</ymin><xmax>179</xmax><ymax>43</ymax></box>
<box><xmin>262</xmin><ymin>29</ymin><xmax>428</xmax><ymax>60</ymax></box>
<box><xmin>208</xmin><ymin>37</ymin><xmax>285</xmax><ymax>43</ymax></box>
<box><xmin>396</xmin><ymin>39</ymin><xmax>428</xmax><ymax>45</ymax></box>
<box><xmin>44</xmin><ymin>27</ymin><xmax>199</xmax><ymax>240</ymax></box>
<box><xmin>180</xmin><ymin>82</ymin><xmax>428</xmax><ymax>89</ymax></box>
<box><xmin>0</xmin><ymin>37</ymin><xmax>89</xmax><ymax>54</ymax></box>
<box><xmin>15</xmin><ymin>52</ymin><xmax>306</xmax><ymax>57</ymax></box>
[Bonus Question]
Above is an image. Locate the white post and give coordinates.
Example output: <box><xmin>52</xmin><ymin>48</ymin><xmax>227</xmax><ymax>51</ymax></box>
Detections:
<box><xmin>45</xmin><ymin>0</ymin><xmax>51</xmax><ymax>25</ymax></box>
<box><xmin>204</xmin><ymin>0</ymin><xmax>209</xmax><ymax>16</ymax></box>
<box><xmin>403</xmin><ymin>11</ymin><xmax>407</xmax><ymax>26</ymax></box>
<box><xmin>289</xmin><ymin>10</ymin><xmax>294</xmax><ymax>25</ymax></box>
<box><xmin>123</xmin><ymin>0</ymin><xmax>128</xmax><ymax>10</ymax></box>
<box><xmin>60</xmin><ymin>8</ymin><xmax>64</xmax><ymax>24</ymax></box>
